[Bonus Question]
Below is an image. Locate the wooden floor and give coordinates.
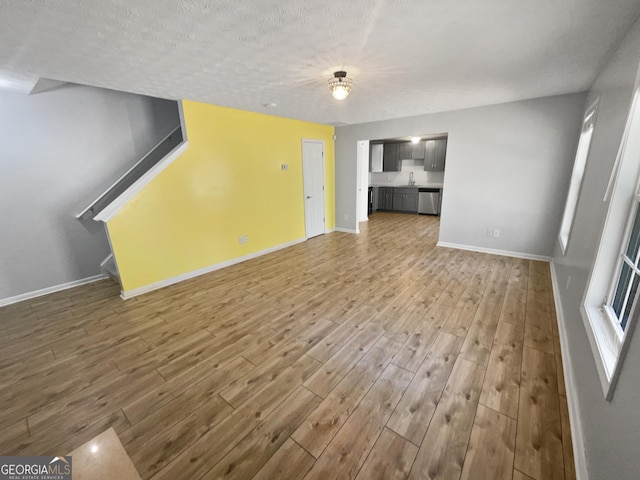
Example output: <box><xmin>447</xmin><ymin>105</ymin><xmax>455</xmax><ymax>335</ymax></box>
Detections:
<box><xmin>0</xmin><ymin>213</ymin><xmax>575</xmax><ymax>480</ymax></box>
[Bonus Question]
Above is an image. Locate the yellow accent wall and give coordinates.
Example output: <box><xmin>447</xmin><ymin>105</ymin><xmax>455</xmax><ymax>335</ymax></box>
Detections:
<box><xmin>106</xmin><ymin>100</ymin><xmax>335</xmax><ymax>293</ymax></box>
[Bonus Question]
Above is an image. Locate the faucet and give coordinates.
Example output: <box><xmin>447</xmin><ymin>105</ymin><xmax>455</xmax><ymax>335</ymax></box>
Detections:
<box><xmin>409</xmin><ymin>171</ymin><xmax>415</xmax><ymax>186</ymax></box>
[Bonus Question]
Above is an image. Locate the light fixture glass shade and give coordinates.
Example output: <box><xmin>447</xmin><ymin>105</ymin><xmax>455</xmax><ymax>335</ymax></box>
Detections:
<box><xmin>328</xmin><ymin>71</ymin><xmax>352</xmax><ymax>100</ymax></box>
<box><xmin>411</xmin><ymin>136</ymin><xmax>420</xmax><ymax>144</ymax></box>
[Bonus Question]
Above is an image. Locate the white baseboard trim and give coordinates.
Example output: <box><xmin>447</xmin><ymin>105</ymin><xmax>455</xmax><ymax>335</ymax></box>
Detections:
<box><xmin>324</xmin><ymin>228</ymin><xmax>336</xmax><ymax>234</ymax></box>
<box><xmin>0</xmin><ymin>274</ymin><xmax>108</xmax><ymax>307</ymax></box>
<box><xmin>121</xmin><ymin>237</ymin><xmax>307</xmax><ymax>300</ymax></box>
<box><xmin>335</xmin><ymin>227</ymin><xmax>358</xmax><ymax>234</ymax></box>
<box><xmin>550</xmin><ymin>260</ymin><xmax>588</xmax><ymax>480</ymax></box>
<box><xmin>436</xmin><ymin>241</ymin><xmax>552</xmax><ymax>262</ymax></box>
<box><xmin>99</xmin><ymin>253</ymin><xmax>114</xmax><ymax>269</ymax></box>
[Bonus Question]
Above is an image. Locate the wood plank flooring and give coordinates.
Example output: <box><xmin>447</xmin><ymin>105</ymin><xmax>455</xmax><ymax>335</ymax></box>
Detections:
<box><xmin>0</xmin><ymin>212</ymin><xmax>575</xmax><ymax>480</ymax></box>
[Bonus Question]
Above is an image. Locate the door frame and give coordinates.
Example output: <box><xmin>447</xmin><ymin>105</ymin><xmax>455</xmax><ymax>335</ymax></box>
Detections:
<box><xmin>357</xmin><ymin>140</ymin><xmax>370</xmax><ymax>224</ymax></box>
<box><xmin>301</xmin><ymin>139</ymin><xmax>326</xmax><ymax>239</ymax></box>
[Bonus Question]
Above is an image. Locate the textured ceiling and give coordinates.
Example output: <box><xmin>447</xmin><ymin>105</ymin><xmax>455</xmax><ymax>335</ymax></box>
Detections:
<box><xmin>1</xmin><ymin>0</ymin><xmax>640</xmax><ymax>125</ymax></box>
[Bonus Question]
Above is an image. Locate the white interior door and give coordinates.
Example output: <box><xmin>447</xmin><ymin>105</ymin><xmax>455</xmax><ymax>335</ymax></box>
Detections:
<box><xmin>302</xmin><ymin>140</ymin><xmax>325</xmax><ymax>238</ymax></box>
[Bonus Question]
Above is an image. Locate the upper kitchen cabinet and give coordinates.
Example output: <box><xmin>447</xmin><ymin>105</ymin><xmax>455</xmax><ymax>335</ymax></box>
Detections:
<box><xmin>382</xmin><ymin>141</ymin><xmax>425</xmax><ymax>172</ymax></box>
<box><xmin>370</xmin><ymin>136</ymin><xmax>439</xmax><ymax>171</ymax></box>
<box><xmin>398</xmin><ymin>142</ymin><xmax>412</xmax><ymax>160</ymax></box>
<box><xmin>424</xmin><ymin>138</ymin><xmax>447</xmax><ymax>171</ymax></box>
<box><xmin>383</xmin><ymin>143</ymin><xmax>400</xmax><ymax>171</ymax></box>
<box><xmin>411</xmin><ymin>141</ymin><xmax>425</xmax><ymax>159</ymax></box>
<box><xmin>398</xmin><ymin>141</ymin><xmax>425</xmax><ymax>160</ymax></box>
<box><xmin>370</xmin><ymin>142</ymin><xmax>383</xmax><ymax>172</ymax></box>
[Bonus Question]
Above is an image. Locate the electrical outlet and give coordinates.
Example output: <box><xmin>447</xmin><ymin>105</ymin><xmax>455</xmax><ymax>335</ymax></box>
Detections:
<box><xmin>492</xmin><ymin>229</ymin><xmax>500</xmax><ymax>238</ymax></box>
<box><xmin>239</xmin><ymin>235</ymin><xmax>249</xmax><ymax>245</ymax></box>
<box><xmin>486</xmin><ymin>228</ymin><xmax>493</xmax><ymax>237</ymax></box>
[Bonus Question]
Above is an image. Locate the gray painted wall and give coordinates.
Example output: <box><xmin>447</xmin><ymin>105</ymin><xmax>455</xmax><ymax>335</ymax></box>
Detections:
<box><xmin>0</xmin><ymin>83</ymin><xmax>179</xmax><ymax>301</ymax></box>
<box><xmin>552</xmin><ymin>17</ymin><xmax>640</xmax><ymax>480</ymax></box>
<box><xmin>335</xmin><ymin>93</ymin><xmax>586</xmax><ymax>257</ymax></box>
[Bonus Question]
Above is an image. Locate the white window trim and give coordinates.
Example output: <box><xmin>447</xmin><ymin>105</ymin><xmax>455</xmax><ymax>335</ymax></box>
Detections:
<box><xmin>582</xmin><ymin>83</ymin><xmax>640</xmax><ymax>400</ymax></box>
<box><xmin>604</xmin><ymin>194</ymin><xmax>640</xmax><ymax>327</ymax></box>
<box><xmin>558</xmin><ymin>98</ymin><xmax>599</xmax><ymax>255</ymax></box>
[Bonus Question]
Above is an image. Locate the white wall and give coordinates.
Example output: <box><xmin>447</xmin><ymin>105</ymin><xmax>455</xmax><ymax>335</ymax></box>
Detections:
<box><xmin>552</xmin><ymin>16</ymin><xmax>640</xmax><ymax>479</ymax></box>
<box><xmin>335</xmin><ymin>93</ymin><xmax>586</xmax><ymax>258</ymax></box>
<box><xmin>0</xmin><ymin>83</ymin><xmax>179</xmax><ymax>301</ymax></box>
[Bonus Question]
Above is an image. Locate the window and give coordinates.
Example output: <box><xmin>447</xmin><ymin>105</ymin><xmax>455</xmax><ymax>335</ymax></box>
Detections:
<box><xmin>558</xmin><ymin>100</ymin><xmax>598</xmax><ymax>254</ymax></box>
<box><xmin>606</xmin><ymin>202</ymin><xmax>640</xmax><ymax>333</ymax></box>
<box><xmin>582</xmin><ymin>86</ymin><xmax>640</xmax><ymax>400</ymax></box>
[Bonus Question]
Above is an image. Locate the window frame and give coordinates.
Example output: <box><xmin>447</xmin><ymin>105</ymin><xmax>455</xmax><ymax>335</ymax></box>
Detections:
<box><xmin>558</xmin><ymin>99</ymin><xmax>599</xmax><ymax>255</ymax></box>
<box><xmin>604</xmin><ymin>194</ymin><xmax>640</xmax><ymax>337</ymax></box>
<box><xmin>582</xmin><ymin>84</ymin><xmax>640</xmax><ymax>400</ymax></box>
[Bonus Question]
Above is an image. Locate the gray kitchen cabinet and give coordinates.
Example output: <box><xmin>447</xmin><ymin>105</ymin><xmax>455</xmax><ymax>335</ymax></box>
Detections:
<box><xmin>378</xmin><ymin>187</ymin><xmax>394</xmax><ymax>210</ymax></box>
<box><xmin>424</xmin><ymin>140</ymin><xmax>435</xmax><ymax>170</ymax></box>
<box><xmin>392</xmin><ymin>187</ymin><xmax>419</xmax><ymax>213</ymax></box>
<box><xmin>397</xmin><ymin>141</ymin><xmax>425</xmax><ymax>161</ymax></box>
<box><xmin>377</xmin><ymin>187</ymin><xmax>419</xmax><ymax>212</ymax></box>
<box><xmin>383</xmin><ymin>143</ymin><xmax>399</xmax><ymax>171</ymax></box>
<box><xmin>434</xmin><ymin>138</ymin><xmax>447</xmax><ymax>170</ymax></box>
<box><xmin>404</xmin><ymin>192</ymin><xmax>419</xmax><ymax>212</ymax></box>
<box><xmin>411</xmin><ymin>140</ymin><xmax>425</xmax><ymax>159</ymax></box>
<box><xmin>392</xmin><ymin>191</ymin><xmax>404</xmax><ymax>210</ymax></box>
<box><xmin>377</xmin><ymin>188</ymin><xmax>384</xmax><ymax>209</ymax></box>
<box><xmin>385</xmin><ymin>188</ymin><xmax>394</xmax><ymax>210</ymax></box>
<box><xmin>424</xmin><ymin>138</ymin><xmax>447</xmax><ymax>171</ymax></box>
<box><xmin>371</xmin><ymin>186</ymin><xmax>378</xmax><ymax>212</ymax></box>
<box><xmin>398</xmin><ymin>142</ymin><xmax>412</xmax><ymax>160</ymax></box>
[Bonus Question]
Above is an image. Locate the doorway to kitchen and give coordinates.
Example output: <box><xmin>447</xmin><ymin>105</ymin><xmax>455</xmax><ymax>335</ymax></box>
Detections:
<box><xmin>302</xmin><ymin>139</ymin><xmax>326</xmax><ymax>239</ymax></box>
<box><xmin>358</xmin><ymin>134</ymin><xmax>447</xmax><ymax>240</ymax></box>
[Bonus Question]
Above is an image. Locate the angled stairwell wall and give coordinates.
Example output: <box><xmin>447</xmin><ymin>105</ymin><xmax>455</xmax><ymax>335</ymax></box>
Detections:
<box><xmin>105</xmin><ymin>100</ymin><xmax>335</xmax><ymax>297</ymax></box>
<box><xmin>78</xmin><ymin>100</ymin><xmax>188</xmax><ymax>287</ymax></box>
<box><xmin>0</xmin><ymin>83</ymin><xmax>180</xmax><ymax>305</ymax></box>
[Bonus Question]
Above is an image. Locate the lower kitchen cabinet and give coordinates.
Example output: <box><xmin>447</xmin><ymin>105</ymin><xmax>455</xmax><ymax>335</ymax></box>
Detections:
<box><xmin>404</xmin><ymin>192</ymin><xmax>419</xmax><ymax>212</ymax></box>
<box><xmin>377</xmin><ymin>187</ymin><xmax>418</xmax><ymax>213</ymax></box>
<box><xmin>393</xmin><ymin>188</ymin><xmax>418</xmax><ymax>213</ymax></box>
<box><xmin>378</xmin><ymin>187</ymin><xmax>394</xmax><ymax>210</ymax></box>
<box><xmin>392</xmin><ymin>191</ymin><xmax>404</xmax><ymax>210</ymax></box>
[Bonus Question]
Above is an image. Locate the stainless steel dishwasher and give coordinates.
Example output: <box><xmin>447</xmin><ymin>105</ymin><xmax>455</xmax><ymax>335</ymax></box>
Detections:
<box><xmin>418</xmin><ymin>188</ymin><xmax>440</xmax><ymax>215</ymax></box>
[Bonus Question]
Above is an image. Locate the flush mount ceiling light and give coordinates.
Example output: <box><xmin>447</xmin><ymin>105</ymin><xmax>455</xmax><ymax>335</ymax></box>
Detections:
<box><xmin>328</xmin><ymin>71</ymin><xmax>353</xmax><ymax>100</ymax></box>
<box><xmin>411</xmin><ymin>136</ymin><xmax>421</xmax><ymax>144</ymax></box>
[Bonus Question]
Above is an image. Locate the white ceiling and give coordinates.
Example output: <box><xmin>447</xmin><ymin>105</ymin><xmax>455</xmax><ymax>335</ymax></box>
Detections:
<box><xmin>1</xmin><ymin>0</ymin><xmax>639</xmax><ymax>125</ymax></box>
